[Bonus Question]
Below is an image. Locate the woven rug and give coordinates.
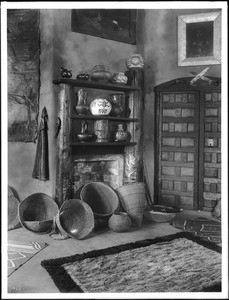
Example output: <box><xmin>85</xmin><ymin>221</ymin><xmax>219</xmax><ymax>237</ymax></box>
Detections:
<box><xmin>41</xmin><ymin>232</ymin><xmax>221</xmax><ymax>293</ymax></box>
<box><xmin>170</xmin><ymin>216</ymin><xmax>221</xmax><ymax>244</ymax></box>
<box><xmin>8</xmin><ymin>240</ymin><xmax>48</xmax><ymax>276</ymax></box>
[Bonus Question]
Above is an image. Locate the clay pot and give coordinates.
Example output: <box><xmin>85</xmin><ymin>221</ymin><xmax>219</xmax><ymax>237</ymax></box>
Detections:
<box><xmin>114</xmin><ymin>123</ymin><xmax>131</xmax><ymax>142</ymax></box>
<box><xmin>94</xmin><ymin>119</ymin><xmax>110</xmax><ymax>142</ymax></box>
<box><xmin>90</xmin><ymin>98</ymin><xmax>112</xmax><ymax>116</ymax></box>
<box><xmin>108</xmin><ymin>212</ymin><xmax>131</xmax><ymax>232</ymax></box>
<box><xmin>74</xmin><ymin>89</ymin><xmax>90</xmax><ymax>115</ymax></box>
<box><xmin>76</xmin><ymin>120</ymin><xmax>95</xmax><ymax>142</ymax></box>
<box><xmin>111</xmin><ymin>72</ymin><xmax>128</xmax><ymax>85</ymax></box>
<box><xmin>90</xmin><ymin>65</ymin><xmax>112</xmax><ymax>83</ymax></box>
<box><xmin>109</xmin><ymin>93</ymin><xmax>125</xmax><ymax>117</ymax></box>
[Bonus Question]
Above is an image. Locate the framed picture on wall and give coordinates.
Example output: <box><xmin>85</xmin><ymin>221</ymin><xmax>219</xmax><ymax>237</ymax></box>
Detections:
<box><xmin>178</xmin><ymin>11</ymin><xmax>221</xmax><ymax>66</ymax></box>
<box><xmin>71</xmin><ymin>9</ymin><xmax>137</xmax><ymax>44</ymax></box>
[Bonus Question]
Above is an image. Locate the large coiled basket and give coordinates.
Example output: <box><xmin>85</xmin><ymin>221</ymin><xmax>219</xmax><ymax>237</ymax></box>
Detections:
<box><xmin>80</xmin><ymin>182</ymin><xmax>119</xmax><ymax>219</ymax></box>
<box><xmin>56</xmin><ymin>199</ymin><xmax>95</xmax><ymax>240</ymax></box>
<box><xmin>18</xmin><ymin>193</ymin><xmax>59</xmax><ymax>234</ymax></box>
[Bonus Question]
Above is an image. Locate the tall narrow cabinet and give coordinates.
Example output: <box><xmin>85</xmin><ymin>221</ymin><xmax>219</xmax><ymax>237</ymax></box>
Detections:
<box><xmin>154</xmin><ymin>77</ymin><xmax>221</xmax><ymax>211</ymax></box>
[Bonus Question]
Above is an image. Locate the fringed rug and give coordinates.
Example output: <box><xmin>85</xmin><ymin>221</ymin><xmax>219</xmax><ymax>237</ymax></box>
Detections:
<box><xmin>8</xmin><ymin>240</ymin><xmax>48</xmax><ymax>276</ymax></box>
<box><xmin>170</xmin><ymin>216</ymin><xmax>221</xmax><ymax>244</ymax></box>
<box><xmin>41</xmin><ymin>232</ymin><xmax>221</xmax><ymax>293</ymax></box>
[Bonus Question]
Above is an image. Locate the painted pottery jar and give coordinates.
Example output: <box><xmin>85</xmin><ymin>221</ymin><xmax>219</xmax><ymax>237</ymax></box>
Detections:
<box><xmin>109</xmin><ymin>93</ymin><xmax>125</xmax><ymax>117</ymax></box>
<box><xmin>111</xmin><ymin>72</ymin><xmax>128</xmax><ymax>85</ymax></box>
<box><xmin>90</xmin><ymin>98</ymin><xmax>112</xmax><ymax>116</ymax></box>
<box><xmin>76</xmin><ymin>120</ymin><xmax>95</xmax><ymax>142</ymax></box>
<box><xmin>114</xmin><ymin>123</ymin><xmax>131</xmax><ymax>142</ymax></box>
<box><xmin>126</xmin><ymin>54</ymin><xmax>145</xmax><ymax>70</ymax></box>
<box><xmin>108</xmin><ymin>212</ymin><xmax>131</xmax><ymax>232</ymax></box>
<box><xmin>60</xmin><ymin>67</ymin><xmax>72</xmax><ymax>78</ymax></box>
<box><xmin>90</xmin><ymin>65</ymin><xmax>112</xmax><ymax>83</ymax></box>
<box><xmin>94</xmin><ymin>119</ymin><xmax>110</xmax><ymax>142</ymax></box>
<box><xmin>74</xmin><ymin>89</ymin><xmax>90</xmax><ymax>115</ymax></box>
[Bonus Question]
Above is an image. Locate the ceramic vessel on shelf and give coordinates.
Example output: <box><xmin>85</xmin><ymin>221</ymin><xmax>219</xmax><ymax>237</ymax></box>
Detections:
<box><xmin>60</xmin><ymin>67</ymin><xmax>72</xmax><ymax>78</ymax></box>
<box><xmin>114</xmin><ymin>123</ymin><xmax>131</xmax><ymax>142</ymax></box>
<box><xmin>76</xmin><ymin>120</ymin><xmax>95</xmax><ymax>142</ymax></box>
<box><xmin>76</xmin><ymin>73</ymin><xmax>90</xmax><ymax>81</ymax></box>
<box><xmin>74</xmin><ymin>89</ymin><xmax>90</xmax><ymax>115</ymax></box>
<box><xmin>90</xmin><ymin>98</ymin><xmax>112</xmax><ymax>116</ymax></box>
<box><xmin>109</xmin><ymin>93</ymin><xmax>125</xmax><ymax>117</ymax></box>
<box><xmin>111</xmin><ymin>72</ymin><xmax>128</xmax><ymax>85</ymax></box>
<box><xmin>94</xmin><ymin>119</ymin><xmax>110</xmax><ymax>142</ymax></box>
<box><xmin>90</xmin><ymin>65</ymin><xmax>112</xmax><ymax>83</ymax></box>
<box><xmin>108</xmin><ymin>212</ymin><xmax>131</xmax><ymax>232</ymax></box>
<box><xmin>126</xmin><ymin>54</ymin><xmax>145</xmax><ymax>70</ymax></box>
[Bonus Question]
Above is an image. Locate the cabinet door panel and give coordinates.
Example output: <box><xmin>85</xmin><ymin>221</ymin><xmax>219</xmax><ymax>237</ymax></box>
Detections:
<box><xmin>199</xmin><ymin>91</ymin><xmax>221</xmax><ymax>211</ymax></box>
<box><xmin>158</xmin><ymin>92</ymin><xmax>199</xmax><ymax>210</ymax></box>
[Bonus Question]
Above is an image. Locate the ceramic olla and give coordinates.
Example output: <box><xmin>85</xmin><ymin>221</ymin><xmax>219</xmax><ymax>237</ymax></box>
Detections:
<box><xmin>90</xmin><ymin>65</ymin><xmax>112</xmax><ymax>83</ymax></box>
<box><xmin>111</xmin><ymin>72</ymin><xmax>128</xmax><ymax>85</ymax></box>
<box><xmin>90</xmin><ymin>98</ymin><xmax>112</xmax><ymax>116</ymax></box>
<box><xmin>126</xmin><ymin>54</ymin><xmax>145</xmax><ymax>70</ymax></box>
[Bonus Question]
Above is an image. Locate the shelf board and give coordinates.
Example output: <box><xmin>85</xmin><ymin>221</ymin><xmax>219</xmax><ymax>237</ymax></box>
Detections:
<box><xmin>71</xmin><ymin>142</ymin><xmax>136</xmax><ymax>146</ymax></box>
<box><xmin>53</xmin><ymin>78</ymin><xmax>141</xmax><ymax>92</ymax></box>
<box><xmin>70</xmin><ymin>115</ymin><xmax>138</xmax><ymax>122</ymax></box>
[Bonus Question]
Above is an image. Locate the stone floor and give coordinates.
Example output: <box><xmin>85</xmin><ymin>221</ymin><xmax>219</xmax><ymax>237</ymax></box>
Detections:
<box><xmin>6</xmin><ymin>210</ymin><xmax>220</xmax><ymax>295</ymax></box>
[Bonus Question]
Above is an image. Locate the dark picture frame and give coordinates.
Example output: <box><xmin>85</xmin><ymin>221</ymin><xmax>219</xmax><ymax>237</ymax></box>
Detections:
<box><xmin>71</xmin><ymin>9</ymin><xmax>137</xmax><ymax>44</ymax></box>
<box><xmin>178</xmin><ymin>11</ymin><xmax>221</xmax><ymax>66</ymax></box>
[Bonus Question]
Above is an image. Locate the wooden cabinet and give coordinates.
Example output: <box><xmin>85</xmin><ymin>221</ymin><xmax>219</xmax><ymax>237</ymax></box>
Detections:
<box><xmin>154</xmin><ymin>77</ymin><xmax>221</xmax><ymax>211</ymax></box>
<box><xmin>53</xmin><ymin>70</ymin><xmax>144</xmax><ymax>206</ymax></box>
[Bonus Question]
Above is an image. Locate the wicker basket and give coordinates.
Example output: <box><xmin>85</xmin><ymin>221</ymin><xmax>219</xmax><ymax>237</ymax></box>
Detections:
<box><xmin>144</xmin><ymin>205</ymin><xmax>178</xmax><ymax>223</ymax></box>
<box><xmin>80</xmin><ymin>182</ymin><xmax>119</xmax><ymax>219</ymax></box>
<box><xmin>18</xmin><ymin>193</ymin><xmax>59</xmax><ymax>234</ymax></box>
<box><xmin>116</xmin><ymin>182</ymin><xmax>147</xmax><ymax>227</ymax></box>
<box><xmin>56</xmin><ymin>199</ymin><xmax>94</xmax><ymax>240</ymax></box>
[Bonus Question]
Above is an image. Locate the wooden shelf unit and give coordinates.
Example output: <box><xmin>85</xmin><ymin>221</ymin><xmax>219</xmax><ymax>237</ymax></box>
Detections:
<box><xmin>54</xmin><ymin>69</ymin><xmax>144</xmax><ymax>206</ymax></box>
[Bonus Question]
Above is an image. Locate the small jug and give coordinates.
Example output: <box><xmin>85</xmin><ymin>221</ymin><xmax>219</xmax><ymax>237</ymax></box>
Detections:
<box><xmin>74</xmin><ymin>89</ymin><xmax>89</xmax><ymax>115</ymax></box>
<box><xmin>114</xmin><ymin>123</ymin><xmax>131</xmax><ymax>142</ymax></box>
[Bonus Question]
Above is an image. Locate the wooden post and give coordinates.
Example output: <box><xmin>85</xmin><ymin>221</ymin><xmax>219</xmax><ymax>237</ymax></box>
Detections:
<box><xmin>124</xmin><ymin>69</ymin><xmax>144</xmax><ymax>183</ymax></box>
<box><xmin>55</xmin><ymin>84</ymin><xmax>74</xmax><ymax>206</ymax></box>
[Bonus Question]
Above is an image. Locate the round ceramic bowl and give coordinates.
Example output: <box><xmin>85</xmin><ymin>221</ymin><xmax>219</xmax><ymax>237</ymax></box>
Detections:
<box><xmin>76</xmin><ymin>133</ymin><xmax>95</xmax><ymax>142</ymax></box>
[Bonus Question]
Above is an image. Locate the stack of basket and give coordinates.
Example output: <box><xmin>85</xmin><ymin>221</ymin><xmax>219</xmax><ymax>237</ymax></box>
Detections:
<box><xmin>17</xmin><ymin>181</ymin><xmax>150</xmax><ymax>239</ymax></box>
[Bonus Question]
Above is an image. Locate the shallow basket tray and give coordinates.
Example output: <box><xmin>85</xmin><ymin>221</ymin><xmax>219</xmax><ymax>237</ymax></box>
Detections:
<box><xmin>144</xmin><ymin>210</ymin><xmax>177</xmax><ymax>223</ymax></box>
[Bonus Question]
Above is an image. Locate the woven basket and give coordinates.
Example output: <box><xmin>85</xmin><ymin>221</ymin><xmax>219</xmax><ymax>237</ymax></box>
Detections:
<box><xmin>116</xmin><ymin>182</ymin><xmax>147</xmax><ymax>227</ymax></box>
<box><xmin>56</xmin><ymin>199</ymin><xmax>94</xmax><ymax>240</ymax></box>
<box><xmin>18</xmin><ymin>193</ymin><xmax>59</xmax><ymax>234</ymax></box>
<box><xmin>8</xmin><ymin>186</ymin><xmax>21</xmax><ymax>230</ymax></box>
<box><xmin>144</xmin><ymin>205</ymin><xmax>178</xmax><ymax>223</ymax></box>
<box><xmin>80</xmin><ymin>182</ymin><xmax>119</xmax><ymax>219</ymax></box>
